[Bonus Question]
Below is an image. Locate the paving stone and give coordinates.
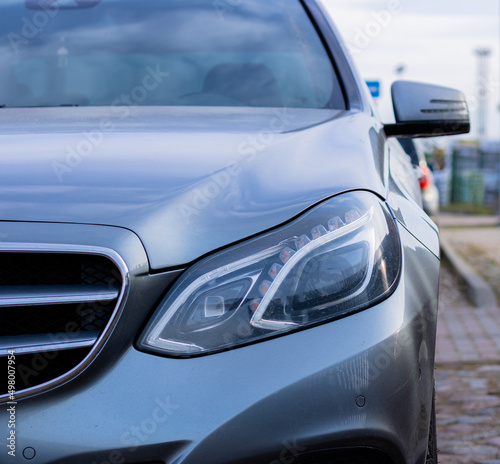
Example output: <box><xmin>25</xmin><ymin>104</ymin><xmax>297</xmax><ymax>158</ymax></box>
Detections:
<box><xmin>437</xmin><ymin>416</ymin><xmax>457</xmax><ymax>426</ymax></box>
<box><xmin>468</xmin><ymin>379</ymin><xmax>489</xmax><ymax>390</ymax></box>
<box><xmin>439</xmin><ymin>445</ymin><xmax>470</xmax><ymax>455</ymax></box>
<box><xmin>471</xmin><ymin>430</ymin><xmax>500</xmax><ymax>441</ymax></box>
<box><xmin>486</xmin><ymin>437</ymin><xmax>500</xmax><ymax>447</ymax></box>
<box><xmin>477</xmin><ymin>407</ymin><xmax>500</xmax><ymax>416</ymax></box>
<box><xmin>477</xmin><ymin>365</ymin><xmax>500</xmax><ymax>373</ymax></box>
<box><xmin>437</xmin><ymin>367</ymin><xmax>500</xmax><ymax>463</ymax></box>
<box><xmin>447</xmin><ymin>424</ymin><xmax>477</xmax><ymax>435</ymax></box>
<box><xmin>438</xmin><ymin>431</ymin><xmax>460</xmax><ymax>441</ymax></box>
<box><xmin>464</xmin><ymin>398</ymin><xmax>500</xmax><ymax>411</ymax></box>
<box><xmin>458</xmin><ymin>416</ymin><xmax>492</xmax><ymax>425</ymax></box>
<box><xmin>467</xmin><ymin>446</ymin><xmax>499</xmax><ymax>455</ymax></box>
<box><xmin>437</xmin><ymin>384</ymin><xmax>455</xmax><ymax>393</ymax></box>
<box><xmin>450</xmin><ymin>395</ymin><xmax>500</xmax><ymax>404</ymax></box>
<box><xmin>439</xmin><ymin>457</ymin><xmax>456</xmax><ymax>464</ymax></box>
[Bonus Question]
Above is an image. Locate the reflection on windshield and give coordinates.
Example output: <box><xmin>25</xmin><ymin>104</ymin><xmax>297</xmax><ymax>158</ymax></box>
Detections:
<box><xmin>0</xmin><ymin>0</ymin><xmax>344</xmax><ymax>109</ymax></box>
<box><xmin>25</xmin><ymin>0</ymin><xmax>103</xmax><ymax>10</ymax></box>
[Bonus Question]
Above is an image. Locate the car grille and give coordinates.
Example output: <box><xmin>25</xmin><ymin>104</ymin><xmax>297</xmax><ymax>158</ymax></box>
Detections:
<box><xmin>0</xmin><ymin>249</ymin><xmax>126</xmax><ymax>399</ymax></box>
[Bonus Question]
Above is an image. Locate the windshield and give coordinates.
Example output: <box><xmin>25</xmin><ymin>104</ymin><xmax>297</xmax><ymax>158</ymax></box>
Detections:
<box><xmin>0</xmin><ymin>0</ymin><xmax>344</xmax><ymax>109</ymax></box>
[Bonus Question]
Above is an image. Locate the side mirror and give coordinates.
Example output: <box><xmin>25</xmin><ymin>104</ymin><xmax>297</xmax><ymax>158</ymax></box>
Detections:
<box><xmin>384</xmin><ymin>81</ymin><xmax>470</xmax><ymax>138</ymax></box>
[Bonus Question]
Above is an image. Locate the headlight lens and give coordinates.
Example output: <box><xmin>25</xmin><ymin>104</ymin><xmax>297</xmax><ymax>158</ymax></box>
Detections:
<box><xmin>139</xmin><ymin>192</ymin><xmax>401</xmax><ymax>357</ymax></box>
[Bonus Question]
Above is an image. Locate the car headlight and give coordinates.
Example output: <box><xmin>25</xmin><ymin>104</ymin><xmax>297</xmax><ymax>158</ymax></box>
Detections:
<box><xmin>139</xmin><ymin>191</ymin><xmax>401</xmax><ymax>357</ymax></box>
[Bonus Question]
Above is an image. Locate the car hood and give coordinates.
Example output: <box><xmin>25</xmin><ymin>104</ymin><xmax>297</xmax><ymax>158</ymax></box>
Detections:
<box><xmin>0</xmin><ymin>106</ymin><xmax>386</xmax><ymax>269</ymax></box>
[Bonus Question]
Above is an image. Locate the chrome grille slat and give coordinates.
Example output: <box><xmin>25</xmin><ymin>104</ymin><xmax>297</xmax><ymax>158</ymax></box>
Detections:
<box><xmin>0</xmin><ymin>332</ymin><xmax>98</xmax><ymax>356</ymax></box>
<box><xmin>0</xmin><ymin>285</ymin><xmax>120</xmax><ymax>307</ymax></box>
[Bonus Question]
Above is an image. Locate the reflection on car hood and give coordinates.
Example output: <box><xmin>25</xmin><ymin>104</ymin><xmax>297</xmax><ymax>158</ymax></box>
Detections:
<box><xmin>0</xmin><ymin>106</ymin><xmax>386</xmax><ymax>269</ymax></box>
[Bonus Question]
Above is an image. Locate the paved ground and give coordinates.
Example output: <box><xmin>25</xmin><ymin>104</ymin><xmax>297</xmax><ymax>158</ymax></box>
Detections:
<box><xmin>437</xmin><ymin>265</ymin><xmax>500</xmax><ymax>363</ymax></box>
<box><xmin>440</xmin><ymin>227</ymin><xmax>500</xmax><ymax>304</ymax></box>
<box><xmin>436</xmin><ymin>361</ymin><xmax>500</xmax><ymax>464</ymax></box>
<box><xmin>435</xmin><ymin>213</ymin><xmax>500</xmax><ymax>464</ymax></box>
<box><xmin>437</xmin><ymin>214</ymin><xmax>499</xmax><ymax>229</ymax></box>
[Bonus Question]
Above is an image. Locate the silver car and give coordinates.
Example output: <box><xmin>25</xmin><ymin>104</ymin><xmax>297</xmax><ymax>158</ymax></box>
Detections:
<box><xmin>0</xmin><ymin>1</ymin><xmax>469</xmax><ymax>463</ymax></box>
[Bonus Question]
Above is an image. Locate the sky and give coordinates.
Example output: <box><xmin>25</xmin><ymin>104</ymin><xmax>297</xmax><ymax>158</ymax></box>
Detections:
<box><xmin>321</xmin><ymin>0</ymin><xmax>500</xmax><ymax>145</ymax></box>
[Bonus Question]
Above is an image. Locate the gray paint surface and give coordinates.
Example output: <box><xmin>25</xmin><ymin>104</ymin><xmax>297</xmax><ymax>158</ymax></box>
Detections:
<box><xmin>2</xmin><ymin>226</ymin><xmax>438</xmax><ymax>464</ymax></box>
<box><xmin>0</xmin><ymin>106</ymin><xmax>388</xmax><ymax>268</ymax></box>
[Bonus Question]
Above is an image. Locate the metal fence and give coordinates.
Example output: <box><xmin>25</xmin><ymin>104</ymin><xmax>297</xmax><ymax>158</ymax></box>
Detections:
<box><xmin>450</xmin><ymin>141</ymin><xmax>500</xmax><ymax>208</ymax></box>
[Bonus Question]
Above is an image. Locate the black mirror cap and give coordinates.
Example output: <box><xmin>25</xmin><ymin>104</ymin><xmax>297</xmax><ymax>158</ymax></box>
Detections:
<box><xmin>384</xmin><ymin>120</ymin><xmax>470</xmax><ymax>138</ymax></box>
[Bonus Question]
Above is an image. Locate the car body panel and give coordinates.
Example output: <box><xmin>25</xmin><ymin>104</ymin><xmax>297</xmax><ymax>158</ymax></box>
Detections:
<box><xmin>386</xmin><ymin>141</ymin><xmax>440</xmax><ymax>258</ymax></box>
<box><xmin>0</xmin><ymin>106</ymin><xmax>389</xmax><ymax>269</ymax></box>
<box><xmin>2</xmin><ymin>225</ymin><xmax>437</xmax><ymax>464</ymax></box>
<box><xmin>397</xmin><ymin>138</ymin><xmax>440</xmax><ymax>217</ymax></box>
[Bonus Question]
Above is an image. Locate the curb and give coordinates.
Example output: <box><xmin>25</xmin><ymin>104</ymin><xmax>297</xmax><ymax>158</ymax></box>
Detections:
<box><xmin>440</xmin><ymin>236</ymin><xmax>498</xmax><ymax>308</ymax></box>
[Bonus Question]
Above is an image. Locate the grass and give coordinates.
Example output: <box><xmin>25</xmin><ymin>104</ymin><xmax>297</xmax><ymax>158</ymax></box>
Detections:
<box><xmin>440</xmin><ymin>203</ymin><xmax>497</xmax><ymax>215</ymax></box>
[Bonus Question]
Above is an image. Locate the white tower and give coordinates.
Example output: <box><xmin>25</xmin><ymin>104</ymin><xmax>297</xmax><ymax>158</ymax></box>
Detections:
<box><xmin>475</xmin><ymin>48</ymin><xmax>491</xmax><ymax>139</ymax></box>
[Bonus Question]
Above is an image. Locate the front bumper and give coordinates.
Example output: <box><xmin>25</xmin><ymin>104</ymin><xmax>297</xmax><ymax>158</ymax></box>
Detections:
<box><xmin>1</xmin><ymin>224</ymin><xmax>439</xmax><ymax>464</ymax></box>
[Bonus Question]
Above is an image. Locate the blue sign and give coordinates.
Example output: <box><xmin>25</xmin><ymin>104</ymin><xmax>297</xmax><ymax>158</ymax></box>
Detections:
<box><xmin>366</xmin><ymin>81</ymin><xmax>380</xmax><ymax>98</ymax></box>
